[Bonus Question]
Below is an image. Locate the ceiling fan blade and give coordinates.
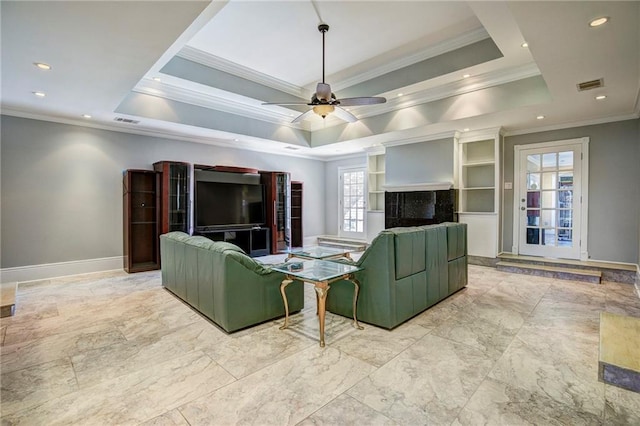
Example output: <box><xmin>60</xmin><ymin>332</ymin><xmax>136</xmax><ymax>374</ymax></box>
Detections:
<box><xmin>291</xmin><ymin>109</ymin><xmax>315</xmax><ymax>123</ymax></box>
<box><xmin>262</xmin><ymin>102</ymin><xmax>312</xmax><ymax>106</ymax></box>
<box><xmin>336</xmin><ymin>96</ymin><xmax>387</xmax><ymax>106</ymax></box>
<box><xmin>316</xmin><ymin>82</ymin><xmax>332</xmax><ymax>101</ymax></box>
<box><xmin>332</xmin><ymin>106</ymin><xmax>358</xmax><ymax>123</ymax></box>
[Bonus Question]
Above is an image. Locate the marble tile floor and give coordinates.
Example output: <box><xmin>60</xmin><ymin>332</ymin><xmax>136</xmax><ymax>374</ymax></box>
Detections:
<box><xmin>1</xmin><ymin>265</ymin><xmax>640</xmax><ymax>425</ymax></box>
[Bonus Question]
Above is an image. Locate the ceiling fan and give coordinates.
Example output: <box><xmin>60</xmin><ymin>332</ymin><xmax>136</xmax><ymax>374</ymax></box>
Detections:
<box><xmin>262</xmin><ymin>23</ymin><xmax>386</xmax><ymax>123</ymax></box>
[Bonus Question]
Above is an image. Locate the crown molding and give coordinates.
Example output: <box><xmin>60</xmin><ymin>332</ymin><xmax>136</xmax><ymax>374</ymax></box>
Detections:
<box><xmin>383</xmin><ymin>182</ymin><xmax>453</xmax><ymax>192</ymax></box>
<box><xmin>352</xmin><ymin>63</ymin><xmax>541</xmax><ymax>121</ymax></box>
<box><xmin>503</xmin><ymin>113</ymin><xmax>640</xmax><ymax>137</ymax></box>
<box><xmin>382</xmin><ymin>130</ymin><xmax>459</xmax><ymax>148</ymax></box>
<box><xmin>331</xmin><ymin>28</ymin><xmax>490</xmax><ymax>92</ymax></box>
<box><xmin>177</xmin><ymin>29</ymin><xmax>490</xmax><ymax>99</ymax></box>
<box><xmin>139</xmin><ymin>62</ymin><xmax>540</xmax><ymax>133</ymax></box>
<box><xmin>363</xmin><ymin>146</ymin><xmax>386</xmax><ymax>155</ymax></box>
<box><xmin>177</xmin><ymin>46</ymin><xmax>308</xmax><ymax>98</ymax></box>
<box><xmin>320</xmin><ymin>151</ymin><xmax>369</xmax><ymax>162</ymax></box>
<box><xmin>0</xmin><ymin>107</ymin><xmax>325</xmax><ymax>161</ymax></box>
<box><xmin>133</xmin><ymin>79</ymin><xmax>305</xmax><ymax>128</ymax></box>
<box><xmin>458</xmin><ymin>126</ymin><xmax>503</xmax><ymax>141</ymax></box>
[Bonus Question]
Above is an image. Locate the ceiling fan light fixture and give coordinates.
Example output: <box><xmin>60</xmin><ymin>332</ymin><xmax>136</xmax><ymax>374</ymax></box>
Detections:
<box><xmin>262</xmin><ymin>22</ymin><xmax>385</xmax><ymax>123</ymax></box>
<box><xmin>313</xmin><ymin>104</ymin><xmax>335</xmax><ymax>118</ymax></box>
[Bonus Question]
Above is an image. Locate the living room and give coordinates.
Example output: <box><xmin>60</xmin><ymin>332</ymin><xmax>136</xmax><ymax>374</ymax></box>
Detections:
<box><xmin>1</xmin><ymin>1</ymin><xmax>640</xmax><ymax>424</ymax></box>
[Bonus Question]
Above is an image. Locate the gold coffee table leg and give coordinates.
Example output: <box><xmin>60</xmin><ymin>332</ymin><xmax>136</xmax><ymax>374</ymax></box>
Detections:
<box><xmin>279</xmin><ymin>278</ymin><xmax>293</xmax><ymax>330</ymax></box>
<box><xmin>350</xmin><ymin>276</ymin><xmax>364</xmax><ymax>330</ymax></box>
<box><xmin>315</xmin><ymin>282</ymin><xmax>330</xmax><ymax>347</ymax></box>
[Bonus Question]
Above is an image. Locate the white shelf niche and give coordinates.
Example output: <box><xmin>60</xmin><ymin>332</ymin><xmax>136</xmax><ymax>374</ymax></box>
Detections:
<box><xmin>367</xmin><ymin>152</ymin><xmax>385</xmax><ymax>212</ymax></box>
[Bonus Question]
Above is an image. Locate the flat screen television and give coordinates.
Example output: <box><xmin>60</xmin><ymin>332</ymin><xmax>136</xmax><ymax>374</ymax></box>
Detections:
<box><xmin>196</xmin><ymin>181</ymin><xmax>265</xmax><ymax>228</ymax></box>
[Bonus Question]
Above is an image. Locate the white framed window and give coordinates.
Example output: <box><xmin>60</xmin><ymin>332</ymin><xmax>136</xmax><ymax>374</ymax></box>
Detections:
<box><xmin>338</xmin><ymin>166</ymin><xmax>367</xmax><ymax>239</ymax></box>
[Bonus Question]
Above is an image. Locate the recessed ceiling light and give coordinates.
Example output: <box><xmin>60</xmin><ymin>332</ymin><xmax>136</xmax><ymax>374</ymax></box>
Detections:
<box><xmin>462</xmin><ymin>74</ymin><xmax>470</xmax><ymax>78</ymax></box>
<box><xmin>34</xmin><ymin>62</ymin><xmax>51</xmax><ymax>70</ymax></box>
<box><xmin>82</xmin><ymin>114</ymin><xmax>92</xmax><ymax>118</ymax></box>
<box><xmin>233</xmin><ymin>139</ymin><xmax>239</xmax><ymax>142</ymax></box>
<box><xmin>589</xmin><ymin>16</ymin><xmax>609</xmax><ymax>27</ymax></box>
<box><xmin>463</xmin><ymin>128</ymin><xmax>470</xmax><ymax>132</ymax></box>
<box><xmin>521</xmin><ymin>42</ymin><xmax>529</xmax><ymax>48</ymax></box>
<box><xmin>397</xmin><ymin>93</ymin><xmax>403</xmax><ymax>97</ymax></box>
<box><xmin>152</xmin><ymin>77</ymin><xmax>161</xmax><ymax>82</ymax></box>
<box><xmin>595</xmin><ymin>95</ymin><xmax>607</xmax><ymax>100</ymax></box>
<box><xmin>536</xmin><ymin>115</ymin><xmax>545</xmax><ymax>120</ymax></box>
<box><xmin>32</xmin><ymin>91</ymin><xmax>46</xmax><ymax>97</ymax></box>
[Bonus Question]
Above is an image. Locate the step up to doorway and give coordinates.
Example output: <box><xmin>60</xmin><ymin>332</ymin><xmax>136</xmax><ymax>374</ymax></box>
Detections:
<box><xmin>498</xmin><ymin>254</ymin><xmax>636</xmax><ymax>284</ymax></box>
<box><xmin>317</xmin><ymin>236</ymin><xmax>368</xmax><ymax>252</ymax></box>
<box><xmin>1</xmin><ymin>282</ymin><xmax>17</xmax><ymax>317</ymax></box>
<box><xmin>496</xmin><ymin>261</ymin><xmax>601</xmax><ymax>284</ymax></box>
<box><xmin>599</xmin><ymin>312</ymin><xmax>640</xmax><ymax>393</ymax></box>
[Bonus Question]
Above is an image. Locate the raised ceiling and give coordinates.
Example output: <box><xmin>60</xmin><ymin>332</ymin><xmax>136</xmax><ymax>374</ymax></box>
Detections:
<box><xmin>2</xmin><ymin>1</ymin><xmax>638</xmax><ymax>159</ymax></box>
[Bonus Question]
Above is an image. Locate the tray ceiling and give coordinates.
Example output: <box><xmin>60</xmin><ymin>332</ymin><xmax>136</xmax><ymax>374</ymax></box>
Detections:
<box><xmin>1</xmin><ymin>1</ymin><xmax>638</xmax><ymax>159</ymax></box>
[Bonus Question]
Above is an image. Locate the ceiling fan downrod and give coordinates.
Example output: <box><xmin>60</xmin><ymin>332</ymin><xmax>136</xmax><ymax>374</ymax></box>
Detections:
<box><xmin>318</xmin><ymin>23</ymin><xmax>329</xmax><ymax>84</ymax></box>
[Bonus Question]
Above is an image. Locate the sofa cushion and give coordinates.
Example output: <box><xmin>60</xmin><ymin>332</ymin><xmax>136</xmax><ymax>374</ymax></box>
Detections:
<box><xmin>215</xmin><ymin>241</ymin><xmax>247</xmax><ymax>254</ymax></box>
<box><xmin>188</xmin><ymin>236</ymin><xmax>217</xmax><ymax>250</ymax></box>
<box><xmin>444</xmin><ymin>222</ymin><xmax>467</xmax><ymax>260</ymax></box>
<box><xmin>392</xmin><ymin>227</ymin><xmax>426</xmax><ymax>280</ymax></box>
<box><xmin>225</xmin><ymin>251</ymin><xmax>273</xmax><ymax>275</ymax></box>
<box><xmin>163</xmin><ymin>231</ymin><xmax>191</xmax><ymax>242</ymax></box>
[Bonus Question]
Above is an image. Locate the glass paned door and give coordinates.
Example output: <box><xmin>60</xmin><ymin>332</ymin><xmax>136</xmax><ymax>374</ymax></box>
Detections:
<box><xmin>518</xmin><ymin>144</ymin><xmax>582</xmax><ymax>259</ymax></box>
<box><xmin>339</xmin><ymin>168</ymin><xmax>366</xmax><ymax>239</ymax></box>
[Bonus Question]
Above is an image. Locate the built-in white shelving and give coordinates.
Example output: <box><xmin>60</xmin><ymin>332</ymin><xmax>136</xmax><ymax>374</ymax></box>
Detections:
<box><xmin>456</xmin><ymin>128</ymin><xmax>503</xmax><ymax>258</ymax></box>
<box><xmin>367</xmin><ymin>152</ymin><xmax>385</xmax><ymax>212</ymax></box>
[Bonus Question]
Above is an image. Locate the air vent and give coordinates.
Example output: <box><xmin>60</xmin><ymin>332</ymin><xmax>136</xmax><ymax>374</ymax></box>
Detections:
<box><xmin>284</xmin><ymin>146</ymin><xmax>301</xmax><ymax>150</ymax></box>
<box><xmin>577</xmin><ymin>78</ymin><xmax>604</xmax><ymax>91</ymax></box>
<box><xmin>113</xmin><ymin>117</ymin><xmax>140</xmax><ymax>124</ymax></box>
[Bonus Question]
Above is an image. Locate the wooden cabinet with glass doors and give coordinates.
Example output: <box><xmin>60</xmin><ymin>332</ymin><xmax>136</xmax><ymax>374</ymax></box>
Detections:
<box><xmin>153</xmin><ymin>161</ymin><xmax>190</xmax><ymax>235</ymax></box>
<box><xmin>123</xmin><ymin>170</ymin><xmax>159</xmax><ymax>272</ymax></box>
<box><xmin>260</xmin><ymin>171</ymin><xmax>291</xmax><ymax>254</ymax></box>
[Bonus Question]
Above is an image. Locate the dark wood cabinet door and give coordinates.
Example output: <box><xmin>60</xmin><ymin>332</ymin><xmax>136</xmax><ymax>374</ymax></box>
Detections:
<box><xmin>154</xmin><ymin>161</ymin><xmax>190</xmax><ymax>234</ymax></box>
<box><xmin>261</xmin><ymin>171</ymin><xmax>291</xmax><ymax>254</ymax></box>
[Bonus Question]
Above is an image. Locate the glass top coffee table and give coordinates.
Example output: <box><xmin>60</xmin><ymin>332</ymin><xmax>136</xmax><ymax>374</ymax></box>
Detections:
<box><xmin>271</xmin><ymin>259</ymin><xmax>364</xmax><ymax>347</ymax></box>
<box><xmin>286</xmin><ymin>245</ymin><xmax>356</xmax><ymax>261</ymax></box>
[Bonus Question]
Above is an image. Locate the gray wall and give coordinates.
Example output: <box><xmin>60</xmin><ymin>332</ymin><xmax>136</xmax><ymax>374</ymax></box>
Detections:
<box><xmin>0</xmin><ymin>115</ymin><xmax>325</xmax><ymax>268</ymax></box>
<box><xmin>385</xmin><ymin>138</ymin><xmax>454</xmax><ymax>186</ymax></box>
<box><xmin>502</xmin><ymin>119</ymin><xmax>640</xmax><ymax>264</ymax></box>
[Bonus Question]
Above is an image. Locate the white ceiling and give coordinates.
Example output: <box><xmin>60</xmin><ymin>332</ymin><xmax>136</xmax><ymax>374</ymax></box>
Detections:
<box><xmin>2</xmin><ymin>1</ymin><xmax>639</xmax><ymax>160</ymax></box>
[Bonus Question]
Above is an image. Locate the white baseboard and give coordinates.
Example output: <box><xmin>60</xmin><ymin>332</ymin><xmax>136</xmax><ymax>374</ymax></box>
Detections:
<box><xmin>0</xmin><ymin>256</ymin><xmax>124</xmax><ymax>283</ymax></box>
<box><xmin>304</xmin><ymin>235</ymin><xmax>320</xmax><ymax>247</ymax></box>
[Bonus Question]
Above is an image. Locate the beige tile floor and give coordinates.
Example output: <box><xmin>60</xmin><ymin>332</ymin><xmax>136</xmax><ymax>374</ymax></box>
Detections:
<box><xmin>1</xmin><ymin>265</ymin><xmax>639</xmax><ymax>425</ymax></box>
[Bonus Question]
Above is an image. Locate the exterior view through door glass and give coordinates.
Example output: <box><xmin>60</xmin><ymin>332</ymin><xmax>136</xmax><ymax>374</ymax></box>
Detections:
<box><xmin>519</xmin><ymin>143</ymin><xmax>583</xmax><ymax>259</ymax></box>
<box><xmin>339</xmin><ymin>168</ymin><xmax>366</xmax><ymax>239</ymax></box>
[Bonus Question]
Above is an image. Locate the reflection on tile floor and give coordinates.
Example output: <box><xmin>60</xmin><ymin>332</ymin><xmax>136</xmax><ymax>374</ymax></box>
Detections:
<box><xmin>2</xmin><ymin>265</ymin><xmax>640</xmax><ymax>425</ymax></box>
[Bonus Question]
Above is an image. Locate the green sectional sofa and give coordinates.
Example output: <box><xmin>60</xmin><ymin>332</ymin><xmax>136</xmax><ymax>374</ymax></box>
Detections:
<box><xmin>326</xmin><ymin>223</ymin><xmax>467</xmax><ymax>329</ymax></box>
<box><xmin>160</xmin><ymin>232</ymin><xmax>303</xmax><ymax>333</ymax></box>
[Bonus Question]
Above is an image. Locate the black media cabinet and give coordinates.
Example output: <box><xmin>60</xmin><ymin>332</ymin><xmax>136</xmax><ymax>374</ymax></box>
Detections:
<box><xmin>195</xmin><ymin>227</ymin><xmax>270</xmax><ymax>257</ymax></box>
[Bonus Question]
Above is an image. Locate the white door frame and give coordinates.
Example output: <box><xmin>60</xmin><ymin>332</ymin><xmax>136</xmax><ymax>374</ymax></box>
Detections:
<box><xmin>512</xmin><ymin>137</ymin><xmax>589</xmax><ymax>260</ymax></box>
<box><xmin>338</xmin><ymin>165</ymin><xmax>367</xmax><ymax>239</ymax></box>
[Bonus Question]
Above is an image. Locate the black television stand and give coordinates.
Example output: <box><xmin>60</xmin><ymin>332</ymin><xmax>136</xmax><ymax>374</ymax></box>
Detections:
<box><xmin>194</xmin><ymin>227</ymin><xmax>270</xmax><ymax>257</ymax></box>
